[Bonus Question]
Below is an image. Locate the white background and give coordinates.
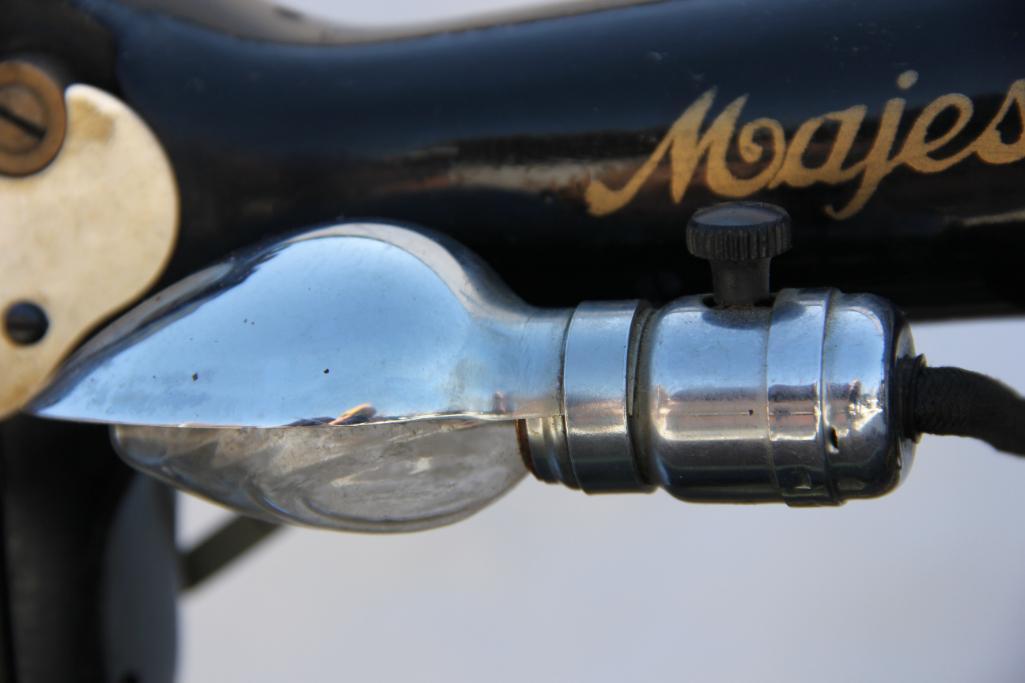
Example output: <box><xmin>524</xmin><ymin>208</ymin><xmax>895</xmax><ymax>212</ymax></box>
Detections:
<box><xmin>178</xmin><ymin>2</ymin><xmax>1025</xmax><ymax>682</ymax></box>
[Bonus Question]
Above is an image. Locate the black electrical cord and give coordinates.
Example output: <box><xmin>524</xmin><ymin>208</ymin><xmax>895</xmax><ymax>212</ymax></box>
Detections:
<box><xmin>901</xmin><ymin>356</ymin><xmax>1025</xmax><ymax>456</ymax></box>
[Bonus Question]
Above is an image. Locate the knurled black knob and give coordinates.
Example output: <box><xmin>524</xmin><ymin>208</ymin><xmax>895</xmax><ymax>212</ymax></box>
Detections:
<box><xmin>685</xmin><ymin>202</ymin><xmax>792</xmax><ymax>306</ymax></box>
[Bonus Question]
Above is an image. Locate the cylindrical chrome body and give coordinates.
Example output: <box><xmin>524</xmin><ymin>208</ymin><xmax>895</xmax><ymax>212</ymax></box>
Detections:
<box><xmin>528</xmin><ymin>288</ymin><xmax>916</xmax><ymax>505</ymax></box>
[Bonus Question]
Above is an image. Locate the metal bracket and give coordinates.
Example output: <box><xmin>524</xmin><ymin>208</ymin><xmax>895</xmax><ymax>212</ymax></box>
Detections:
<box><xmin>0</xmin><ymin>83</ymin><xmax>179</xmax><ymax>417</ymax></box>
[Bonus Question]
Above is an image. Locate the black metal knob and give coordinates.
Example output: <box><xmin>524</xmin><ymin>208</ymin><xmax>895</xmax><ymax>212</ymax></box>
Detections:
<box><xmin>686</xmin><ymin>201</ymin><xmax>792</xmax><ymax>306</ymax></box>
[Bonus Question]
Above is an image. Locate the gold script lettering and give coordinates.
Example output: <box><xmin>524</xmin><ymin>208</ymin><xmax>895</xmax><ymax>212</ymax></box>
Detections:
<box><xmin>584</xmin><ymin>72</ymin><xmax>1025</xmax><ymax>220</ymax></box>
<box><xmin>897</xmin><ymin>93</ymin><xmax>974</xmax><ymax>173</ymax></box>
<box><xmin>823</xmin><ymin>92</ymin><xmax>905</xmax><ymax>220</ymax></box>
<box><xmin>973</xmin><ymin>79</ymin><xmax>1025</xmax><ymax>164</ymax></box>
<box><xmin>585</xmin><ymin>89</ymin><xmax>733</xmax><ymax>216</ymax></box>
<box><xmin>768</xmin><ymin>106</ymin><xmax>867</xmax><ymax>190</ymax></box>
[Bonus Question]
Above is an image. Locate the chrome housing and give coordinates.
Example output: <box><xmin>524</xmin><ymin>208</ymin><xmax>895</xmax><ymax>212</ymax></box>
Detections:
<box><xmin>28</xmin><ymin>222</ymin><xmax>570</xmax><ymax>531</ymax></box>
<box><xmin>27</xmin><ymin>220</ymin><xmax>917</xmax><ymax>531</ymax></box>
<box><xmin>30</xmin><ymin>223</ymin><xmax>570</xmax><ymax>428</ymax></box>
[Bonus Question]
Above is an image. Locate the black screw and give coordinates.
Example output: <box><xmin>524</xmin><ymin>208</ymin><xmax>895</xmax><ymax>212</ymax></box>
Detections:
<box><xmin>0</xmin><ymin>83</ymin><xmax>47</xmax><ymax>152</ymax></box>
<box><xmin>4</xmin><ymin>301</ymin><xmax>49</xmax><ymax>345</ymax></box>
<box><xmin>0</xmin><ymin>60</ymin><xmax>66</xmax><ymax>176</ymax></box>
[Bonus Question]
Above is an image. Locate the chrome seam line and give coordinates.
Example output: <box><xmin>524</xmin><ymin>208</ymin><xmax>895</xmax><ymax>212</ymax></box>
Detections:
<box><xmin>766</xmin><ymin>289</ymin><xmax>834</xmax><ymax>505</ymax></box>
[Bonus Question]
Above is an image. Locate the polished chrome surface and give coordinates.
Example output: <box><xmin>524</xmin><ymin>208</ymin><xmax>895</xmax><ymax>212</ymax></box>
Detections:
<box><xmin>636</xmin><ymin>297</ymin><xmax>774</xmax><ymax>500</ymax></box>
<box><xmin>560</xmin><ymin>301</ymin><xmax>650</xmax><ymax>492</ymax></box>
<box><xmin>635</xmin><ymin>289</ymin><xmax>915</xmax><ymax>504</ymax></box>
<box><xmin>522</xmin><ymin>414</ymin><xmax>574</xmax><ymax>487</ymax></box>
<box><xmin>766</xmin><ymin>289</ymin><xmax>833</xmax><ymax>504</ymax></box>
<box><xmin>113</xmin><ymin>420</ymin><xmax>527</xmax><ymax>533</ymax></box>
<box><xmin>821</xmin><ymin>293</ymin><xmax>916</xmax><ymax>499</ymax></box>
<box><xmin>27</xmin><ymin>221</ymin><xmax>564</xmax><ymax>531</ymax></box>
<box><xmin>29</xmin><ymin>223</ymin><xmax>571</xmax><ymax>428</ymax></box>
<box><xmin>27</xmin><ymin>220</ymin><xmax>914</xmax><ymax>530</ymax></box>
<box><xmin>524</xmin><ymin>301</ymin><xmax>652</xmax><ymax>492</ymax></box>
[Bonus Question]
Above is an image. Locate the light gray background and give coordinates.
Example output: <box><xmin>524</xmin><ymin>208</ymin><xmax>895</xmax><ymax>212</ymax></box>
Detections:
<box><xmin>177</xmin><ymin>2</ymin><xmax>1025</xmax><ymax>681</ymax></box>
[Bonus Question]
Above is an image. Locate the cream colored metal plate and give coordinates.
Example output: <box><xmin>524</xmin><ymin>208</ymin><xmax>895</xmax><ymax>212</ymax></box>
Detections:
<box><xmin>0</xmin><ymin>84</ymin><xmax>179</xmax><ymax>417</ymax></box>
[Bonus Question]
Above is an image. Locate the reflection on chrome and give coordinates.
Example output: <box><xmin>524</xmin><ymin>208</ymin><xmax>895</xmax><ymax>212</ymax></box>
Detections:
<box><xmin>635</xmin><ymin>290</ymin><xmax>914</xmax><ymax>504</ymax></box>
<box><xmin>30</xmin><ymin>223</ymin><xmax>570</xmax><ymax>429</ymax></box>
<box><xmin>28</xmin><ymin>221</ymin><xmax>916</xmax><ymax>531</ymax></box>
<box><xmin>113</xmin><ymin>419</ymin><xmax>526</xmax><ymax>532</ymax></box>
